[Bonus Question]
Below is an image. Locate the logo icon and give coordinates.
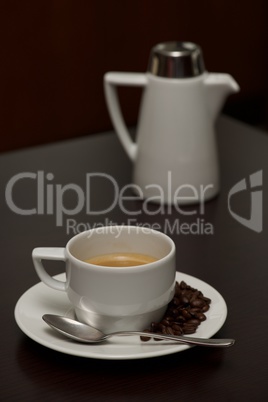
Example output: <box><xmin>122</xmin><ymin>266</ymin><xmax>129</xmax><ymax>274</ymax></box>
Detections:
<box><xmin>228</xmin><ymin>170</ymin><xmax>263</xmax><ymax>233</ymax></box>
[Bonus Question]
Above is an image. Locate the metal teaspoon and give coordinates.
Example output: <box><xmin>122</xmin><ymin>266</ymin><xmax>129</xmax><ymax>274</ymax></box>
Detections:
<box><xmin>42</xmin><ymin>315</ymin><xmax>235</xmax><ymax>347</ymax></box>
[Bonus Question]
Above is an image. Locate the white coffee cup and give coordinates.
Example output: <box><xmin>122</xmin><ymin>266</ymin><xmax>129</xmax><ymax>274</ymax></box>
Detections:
<box><xmin>32</xmin><ymin>225</ymin><xmax>176</xmax><ymax>332</ymax></box>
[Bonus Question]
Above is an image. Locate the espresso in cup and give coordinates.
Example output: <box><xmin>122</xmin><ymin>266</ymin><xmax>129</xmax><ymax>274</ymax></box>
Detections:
<box><xmin>84</xmin><ymin>252</ymin><xmax>157</xmax><ymax>267</ymax></box>
<box><xmin>32</xmin><ymin>226</ymin><xmax>176</xmax><ymax>332</ymax></box>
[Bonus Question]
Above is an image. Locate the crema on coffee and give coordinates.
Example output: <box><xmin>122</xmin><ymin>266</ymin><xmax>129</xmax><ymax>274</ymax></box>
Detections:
<box><xmin>84</xmin><ymin>252</ymin><xmax>157</xmax><ymax>267</ymax></box>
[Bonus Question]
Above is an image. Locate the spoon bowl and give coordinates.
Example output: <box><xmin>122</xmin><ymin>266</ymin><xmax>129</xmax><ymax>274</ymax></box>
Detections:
<box><xmin>42</xmin><ymin>314</ymin><xmax>235</xmax><ymax>348</ymax></box>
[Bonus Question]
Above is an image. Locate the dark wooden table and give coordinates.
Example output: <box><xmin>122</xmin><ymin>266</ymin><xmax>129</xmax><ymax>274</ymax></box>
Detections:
<box><xmin>1</xmin><ymin>116</ymin><xmax>268</xmax><ymax>401</ymax></box>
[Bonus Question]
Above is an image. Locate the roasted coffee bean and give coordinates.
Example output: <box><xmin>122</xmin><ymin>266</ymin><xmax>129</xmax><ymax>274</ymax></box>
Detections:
<box><xmin>175</xmin><ymin>282</ymin><xmax>181</xmax><ymax>293</ymax></box>
<box><xmin>140</xmin><ymin>336</ymin><xmax>151</xmax><ymax>341</ymax></box>
<box><xmin>166</xmin><ymin>326</ymin><xmax>174</xmax><ymax>335</ymax></box>
<box><xmin>182</xmin><ymin>309</ymin><xmax>192</xmax><ymax>319</ymax></box>
<box><xmin>171</xmin><ymin>308</ymin><xmax>179</xmax><ymax>316</ymax></box>
<box><xmin>190</xmin><ymin>299</ymin><xmax>205</xmax><ymax>308</ymax></box>
<box><xmin>151</xmin><ymin>322</ymin><xmax>160</xmax><ymax>330</ymax></box>
<box><xmin>189</xmin><ymin>308</ymin><xmax>201</xmax><ymax>316</ymax></box>
<box><xmin>172</xmin><ymin>324</ymin><xmax>182</xmax><ymax>332</ymax></box>
<box><xmin>182</xmin><ymin>325</ymin><xmax>196</xmax><ymax>334</ymax></box>
<box><xmin>140</xmin><ymin>330</ymin><xmax>151</xmax><ymax>342</ymax></box>
<box><xmin>195</xmin><ymin>312</ymin><xmax>206</xmax><ymax>321</ymax></box>
<box><xmin>140</xmin><ymin>280</ymin><xmax>211</xmax><ymax>341</ymax></box>
<box><xmin>165</xmin><ymin>316</ymin><xmax>174</xmax><ymax>323</ymax></box>
<box><xmin>181</xmin><ymin>296</ymin><xmax>190</xmax><ymax>304</ymax></box>
<box><xmin>159</xmin><ymin>324</ymin><xmax>166</xmax><ymax>331</ymax></box>
<box><xmin>183</xmin><ymin>327</ymin><xmax>197</xmax><ymax>334</ymax></box>
<box><xmin>162</xmin><ymin>319</ymin><xmax>171</xmax><ymax>326</ymax></box>
<box><xmin>173</xmin><ymin>297</ymin><xmax>180</xmax><ymax>306</ymax></box>
<box><xmin>187</xmin><ymin>318</ymin><xmax>201</xmax><ymax>326</ymax></box>
<box><xmin>190</xmin><ymin>291</ymin><xmax>199</xmax><ymax>302</ymax></box>
<box><xmin>202</xmin><ymin>296</ymin><xmax>212</xmax><ymax>304</ymax></box>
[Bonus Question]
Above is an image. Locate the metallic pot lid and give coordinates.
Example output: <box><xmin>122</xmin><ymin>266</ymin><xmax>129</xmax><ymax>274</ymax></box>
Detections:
<box><xmin>147</xmin><ymin>41</ymin><xmax>205</xmax><ymax>78</ymax></box>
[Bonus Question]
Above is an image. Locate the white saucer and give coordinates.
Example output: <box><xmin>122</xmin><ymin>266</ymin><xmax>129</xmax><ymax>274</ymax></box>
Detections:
<box><xmin>14</xmin><ymin>272</ymin><xmax>227</xmax><ymax>360</ymax></box>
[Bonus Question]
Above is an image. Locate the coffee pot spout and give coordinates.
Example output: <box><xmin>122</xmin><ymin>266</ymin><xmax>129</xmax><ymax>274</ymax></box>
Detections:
<box><xmin>204</xmin><ymin>73</ymin><xmax>240</xmax><ymax>121</ymax></box>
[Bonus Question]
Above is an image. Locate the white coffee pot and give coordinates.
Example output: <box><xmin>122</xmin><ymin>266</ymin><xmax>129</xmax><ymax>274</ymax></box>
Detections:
<box><xmin>104</xmin><ymin>42</ymin><xmax>239</xmax><ymax>205</ymax></box>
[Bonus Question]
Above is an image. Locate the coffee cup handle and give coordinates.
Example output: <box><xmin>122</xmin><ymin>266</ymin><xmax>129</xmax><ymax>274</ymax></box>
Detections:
<box><xmin>104</xmin><ymin>72</ymin><xmax>148</xmax><ymax>162</ymax></box>
<box><xmin>32</xmin><ymin>248</ymin><xmax>67</xmax><ymax>291</ymax></box>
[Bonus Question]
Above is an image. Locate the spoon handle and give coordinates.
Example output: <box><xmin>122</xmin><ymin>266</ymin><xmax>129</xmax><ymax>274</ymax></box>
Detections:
<box><xmin>108</xmin><ymin>331</ymin><xmax>235</xmax><ymax>347</ymax></box>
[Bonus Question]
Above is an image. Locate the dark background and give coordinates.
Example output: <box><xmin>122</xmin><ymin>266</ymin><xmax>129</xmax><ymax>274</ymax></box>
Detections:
<box><xmin>1</xmin><ymin>0</ymin><xmax>267</xmax><ymax>153</ymax></box>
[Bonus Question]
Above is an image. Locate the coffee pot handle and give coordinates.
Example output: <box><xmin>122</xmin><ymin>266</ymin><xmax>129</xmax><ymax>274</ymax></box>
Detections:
<box><xmin>104</xmin><ymin>72</ymin><xmax>148</xmax><ymax>161</ymax></box>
